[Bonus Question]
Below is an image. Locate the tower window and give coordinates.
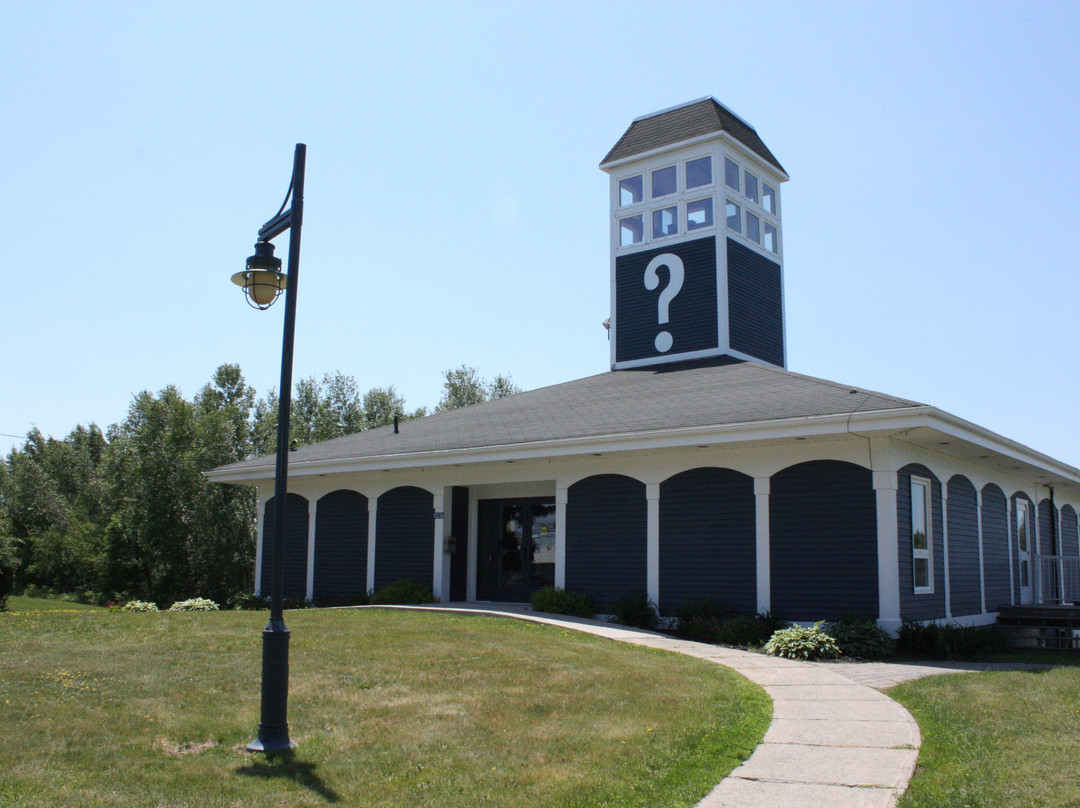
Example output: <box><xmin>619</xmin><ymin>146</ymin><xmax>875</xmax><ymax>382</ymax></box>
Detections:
<box><xmin>686</xmin><ymin>156</ymin><xmax>712</xmax><ymax>189</ymax></box>
<box><xmin>619</xmin><ymin>175</ymin><xmax>643</xmax><ymax>207</ymax></box>
<box><xmin>746</xmin><ymin>212</ymin><xmax>760</xmax><ymax>243</ymax></box>
<box><xmin>651</xmin><ymin>166</ymin><xmax>677</xmax><ymax>198</ymax></box>
<box><xmin>763</xmin><ymin>183</ymin><xmax>777</xmax><ymax>214</ymax></box>
<box><xmin>620</xmin><ymin>214</ymin><xmax>644</xmax><ymax>246</ymax></box>
<box><xmin>744</xmin><ymin>172</ymin><xmax>759</xmax><ymax>204</ymax></box>
<box><xmin>652</xmin><ymin>206</ymin><xmax>678</xmax><ymax>238</ymax></box>
<box><xmin>687</xmin><ymin>198</ymin><xmax>713</xmax><ymax>230</ymax></box>
<box><xmin>725</xmin><ymin>200</ymin><xmax>741</xmax><ymax>233</ymax></box>
<box><xmin>763</xmin><ymin>222</ymin><xmax>778</xmax><ymax>253</ymax></box>
<box><xmin>724</xmin><ymin>158</ymin><xmax>740</xmax><ymax>191</ymax></box>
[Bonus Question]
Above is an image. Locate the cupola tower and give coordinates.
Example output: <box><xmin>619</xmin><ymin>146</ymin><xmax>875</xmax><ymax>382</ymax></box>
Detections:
<box><xmin>600</xmin><ymin>98</ymin><xmax>788</xmax><ymax>369</ymax></box>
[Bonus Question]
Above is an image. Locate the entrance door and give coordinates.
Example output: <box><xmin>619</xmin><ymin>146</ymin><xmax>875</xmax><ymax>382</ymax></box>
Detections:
<box><xmin>1017</xmin><ymin>499</ymin><xmax>1033</xmax><ymax>603</ymax></box>
<box><xmin>477</xmin><ymin>498</ymin><xmax>556</xmax><ymax>602</ymax></box>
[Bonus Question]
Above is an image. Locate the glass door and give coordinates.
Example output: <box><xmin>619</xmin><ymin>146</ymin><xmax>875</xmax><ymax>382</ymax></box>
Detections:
<box><xmin>477</xmin><ymin>498</ymin><xmax>556</xmax><ymax>602</ymax></box>
<box><xmin>1018</xmin><ymin>499</ymin><xmax>1032</xmax><ymax>604</ymax></box>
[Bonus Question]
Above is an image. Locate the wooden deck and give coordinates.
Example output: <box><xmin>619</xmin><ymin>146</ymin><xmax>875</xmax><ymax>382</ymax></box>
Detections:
<box><xmin>997</xmin><ymin>605</ymin><xmax>1080</xmax><ymax>651</ymax></box>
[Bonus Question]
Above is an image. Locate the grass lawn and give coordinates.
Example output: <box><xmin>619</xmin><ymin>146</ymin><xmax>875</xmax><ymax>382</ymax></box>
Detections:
<box><xmin>0</xmin><ymin>607</ymin><xmax>769</xmax><ymax>808</ymax></box>
<box><xmin>6</xmin><ymin>594</ymin><xmax>103</xmax><ymax>612</ymax></box>
<box><xmin>890</xmin><ymin>666</ymin><xmax>1080</xmax><ymax>807</ymax></box>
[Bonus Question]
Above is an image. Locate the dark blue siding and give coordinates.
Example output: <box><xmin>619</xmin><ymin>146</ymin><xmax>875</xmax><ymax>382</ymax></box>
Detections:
<box><xmin>566</xmin><ymin>474</ymin><xmax>647</xmax><ymax>611</ymax></box>
<box><xmin>898</xmin><ymin>465</ymin><xmax>945</xmax><ymax>621</ymax></box>
<box><xmin>981</xmin><ymin>484</ymin><xmax>1011</xmax><ymax>610</ymax></box>
<box><xmin>261</xmin><ymin>493</ymin><xmax>309</xmax><ymax>599</ymax></box>
<box><xmin>946</xmin><ymin>476</ymin><xmax>981</xmax><ymax>616</ymax></box>
<box><xmin>727</xmin><ymin>238</ymin><xmax>784</xmax><ymax>367</ymax></box>
<box><xmin>770</xmin><ymin>461</ymin><xmax>877</xmax><ymax>621</ymax></box>
<box><xmin>1039</xmin><ymin>499</ymin><xmax>1058</xmax><ymax>555</ymax></box>
<box><xmin>449</xmin><ymin>487</ymin><xmax>469</xmax><ymax>602</ymax></box>
<box><xmin>1062</xmin><ymin>506</ymin><xmax>1079</xmax><ymax>558</ymax></box>
<box><xmin>374</xmin><ymin>487</ymin><xmax>434</xmax><ymax>590</ymax></box>
<box><xmin>313</xmin><ymin>490</ymin><xmax>368</xmax><ymax>600</ymax></box>
<box><xmin>1040</xmin><ymin>499</ymin><xmax>1060</xmax><ymax>600</ymax></box>
<box><xmin>659</xmin><ymin>467</ymin><xmax>755</xmax><ymax>615</ymax></box>
<box><xmin>614</xmin><ymin>237</ymin><xmax>719</xmax><ymax>363</ymax></box>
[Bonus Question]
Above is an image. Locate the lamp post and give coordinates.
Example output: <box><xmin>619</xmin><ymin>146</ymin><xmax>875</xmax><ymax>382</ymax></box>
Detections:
<box><xmin>232</xmin><ymin>143</ymin><xmax>306</xmax><ymax>752</ymax></box>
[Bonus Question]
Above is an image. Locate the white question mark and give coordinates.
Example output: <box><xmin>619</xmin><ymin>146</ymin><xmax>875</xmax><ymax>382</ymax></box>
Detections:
<box><xmin>644</xmin><ymin>253</ymin><xmax>685</xmax><ymax>353</ymax></box>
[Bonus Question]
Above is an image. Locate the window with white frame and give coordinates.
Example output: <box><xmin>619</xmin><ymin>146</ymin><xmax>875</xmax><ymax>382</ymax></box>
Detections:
<box><xmin>615</xmin><ymin>153</ymin><xmax>718</xmax><ymax>248</ymax></box>
<box><xmin>911</xmin><ymin>477</ymin><xmax>933</xmax><ymax>593</ymax></box>
<box><xmin>721</xmin><ymin>155</ymin><xmax>781</xmax><ymax>255</ymax></box>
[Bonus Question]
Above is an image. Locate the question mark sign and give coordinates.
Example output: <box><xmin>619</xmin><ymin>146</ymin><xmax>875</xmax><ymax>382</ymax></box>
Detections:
<box><xmin>644</xmin><ymin>253</ymin><xmax>685</xmax><ymax>353</ymax></box>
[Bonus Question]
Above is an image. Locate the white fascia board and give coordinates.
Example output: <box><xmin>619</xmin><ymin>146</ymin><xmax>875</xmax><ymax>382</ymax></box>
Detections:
<box><xmin>204</xmin><ymin>405</ymin><xmax>1080</xmax><ymax>488</ymax></box>
<box><xmin>601</xmin><ymin>131</ymin><xmax>789</xmax><ymax>183</ymax></box>
<box><xmin>203</xmin><ymin>407</ymin><xmax>929</xmax><ymax>484</ymax></box>
<box><xmin>896</xmin><ymin>407</ymin><xmax>1080</xmax><ymax>482</ymax></box>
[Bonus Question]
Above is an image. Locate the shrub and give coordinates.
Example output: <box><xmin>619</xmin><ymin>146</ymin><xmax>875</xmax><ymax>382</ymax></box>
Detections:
<box><xmin>674</xmin><ymin>603</ymin><xmax>787</xmax><ymax>647</ymax></box>
<box><xmin>168</xmin><ymin>598</ymin><xmax>220</xmax><ymax>612</ymax></box>
<box><xmin>607</xmin><ymin>592</ymin><xmax>659</xmax><ymax>630</ymax></box>
<box><xmin>228</xmin><ymin>591</ymin><xmax>269</xmax><ymax>611</ymax></box>
<box><xmin>897</xmin><ymin>619</ymin><xmax>1010</xmax><ymax>659</ymax></box>
<box><xmin>123</xmin><ymin>600</ymin><xmax>159</xmax><ymax>612</ymax></box>
<box><xmin>530</xmin><ymin>586</ymin><xmax>595</xmax><ymax>618</ymax></box>
<box><xmin>764</xmin><ymin>622</ymin><xmax>841</xmax><ymax>660</ymax></box>
<box><xmin>369</xmin><ymin>578</ymin><xmax>437</xmax><ymax>606</ymax></box>
<box><xmin>826</xmin><ymin>615</ymin><xmax>894</xmax><ymax>659</ymax></box>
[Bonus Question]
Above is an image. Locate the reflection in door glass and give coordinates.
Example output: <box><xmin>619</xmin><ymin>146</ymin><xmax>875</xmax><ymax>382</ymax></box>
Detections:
<box><xmin>499</xmin><ymin>506</ymin><xmax>525</xmax><ymax>590</ymax></box>
<box><xmin>530</xmin><ymin>504</ymin><xmax>556</xmax><ymax>589</ymax></box>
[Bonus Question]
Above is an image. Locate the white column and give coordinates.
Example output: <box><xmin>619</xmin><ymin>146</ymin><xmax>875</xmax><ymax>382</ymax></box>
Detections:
<box><xmin>754</xmin><ymin>477</ymin><xmax>771</xmax><ymax>615</ymax></box>
<box><xmin>432</xmin><ymin>489</ymin><xmax>446</xmax><ymax>602</ymax></box>
<box><xmin>306</xmin><ymin>498</ymin><xmax>318</xmax><ymax>601</ymax></box>
<box><xmin>254</xmin><ymin>496</ymin><xmax>267</xmax><ymax>595</ymax></box>
<box><xmin>874</xmin><ymin>470</ymin><xmax>901</xmax><ymax>633</ymax></box>
<box><xmin>366</xmin><ymin>498</ymin><xmax>378</xmax><ymax>595</ymax></box>
<box><xmin>976</xmin><ymin>489</ymin><xmax>987</xmax><ymax>614</ymax></box>
<box><xmin>554</xmin><ymin>487</ymin><xmax>568</xmax><ymax>589</ymax></box>
<box><xmin>646</xmin><ymin>483</ymin><xmax>660</xmax><ymax>607</ymax></box>
<box><xmin>941</xmin><ymin>484</ymin><xmax>951</xmax><ymax>619</ymax></box>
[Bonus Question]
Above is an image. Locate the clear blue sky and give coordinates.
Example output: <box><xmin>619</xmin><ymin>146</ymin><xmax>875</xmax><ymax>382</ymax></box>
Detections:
<box><xmin>4</xmin><ymin>1</ymin><xmax>1079</xmax><ymax>466</ymax></box>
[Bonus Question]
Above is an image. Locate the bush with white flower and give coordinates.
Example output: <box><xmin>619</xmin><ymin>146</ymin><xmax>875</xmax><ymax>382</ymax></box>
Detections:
<box><xmin>123</xmin><ymin>600</ymin><xmax>160</xmax><ymax>612</ymax></box>
<box><xmin>168</xmin><ymin>598</ymin><xmax>220</xmax><ymax>612</ymax></box>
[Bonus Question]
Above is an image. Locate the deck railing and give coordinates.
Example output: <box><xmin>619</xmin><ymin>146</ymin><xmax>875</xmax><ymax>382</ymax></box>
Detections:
<box><xmin>1036</xmin><ymin>555</ymin><xmax>1080</xmax><ymax>605</ymax></box>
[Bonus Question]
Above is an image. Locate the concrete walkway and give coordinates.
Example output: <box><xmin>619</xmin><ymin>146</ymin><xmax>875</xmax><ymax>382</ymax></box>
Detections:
<box><xmin>387</xmin><ymin>604</ymin><xmax>1027</xmax><ymax>808</ymax></box>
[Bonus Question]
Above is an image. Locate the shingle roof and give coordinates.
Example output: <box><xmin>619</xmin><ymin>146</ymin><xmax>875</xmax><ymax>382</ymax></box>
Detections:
<box><xmin>210</xmin><ymin>359</ymin><xmax>923</xmax><ymax>476</ymax></box>
<box><xmin>601</xmin><ymin>98</ymin><xmax>786</xmax><ymax>175</ymax></box>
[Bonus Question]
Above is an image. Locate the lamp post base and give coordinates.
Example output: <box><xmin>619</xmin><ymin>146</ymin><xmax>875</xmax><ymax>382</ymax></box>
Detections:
<box><xmin>247</xmin><ymin>618</ymin><xmax>295</xmax><ymax>753</ymax></box>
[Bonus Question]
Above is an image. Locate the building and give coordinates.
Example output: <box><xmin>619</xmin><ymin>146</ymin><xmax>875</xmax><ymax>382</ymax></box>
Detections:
<box><xmin>207</xmin><ymin>98</ymin><xmax>1080</xmax><ymax>632</ymax></box>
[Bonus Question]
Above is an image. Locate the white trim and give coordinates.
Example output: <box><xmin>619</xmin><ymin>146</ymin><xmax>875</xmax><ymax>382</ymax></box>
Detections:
<box><xmin>976</xmin><ymin>488</ymin><xmax>987</xmax><ymax>614</ymax></box>
<box><xmin>432</xmin><ymin>490</ymin><xmax>446</xmax><ymax>602</ymax></box>
<box><xmin>646</xmin><ymin>483</ymin><xmax>660</xmax><ymax>606</ymax></box>
<box><xmin>254</xmin><ymin>495</ymin><xmax>267</xmax><ymax>595</ymax></box>
<box><xmin>554</xmin><ymin>487</ymin><xmax>568</xmax><ymax>589</ymax></box>
<box><xmin>366</xmin><ymin>499</ymin><xmax>377</xmax><ymax>595</ymax></box>
<box><xmin>942</xmin><ymin>484</ymin><xmax>951</xmax><ymax>617</ymax></box>
<box><xmin>754</xmin><ymin>477</ymin><xmax>771</xmax><ymax>614</ymax></box>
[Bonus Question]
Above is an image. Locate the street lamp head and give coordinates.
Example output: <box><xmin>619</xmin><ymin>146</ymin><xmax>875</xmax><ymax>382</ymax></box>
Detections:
<box><xmin>232</xmin><ymin>241</ymin><xmax>285</xmax><ymax>309</ymax></box>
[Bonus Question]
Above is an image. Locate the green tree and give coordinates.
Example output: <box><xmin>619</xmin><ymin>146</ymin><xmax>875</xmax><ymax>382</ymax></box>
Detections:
<box><xmin>362</xmin><ymin>385</ymin><xmax>427</xmax><ymax>429</ymax></box>
<box><xmin>436</xmin><ymin>365</ymin><xmax>522</xmax><ymax>411</ymax></box>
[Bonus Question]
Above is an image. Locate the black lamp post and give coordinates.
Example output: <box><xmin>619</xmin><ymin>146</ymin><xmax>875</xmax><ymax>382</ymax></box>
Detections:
<box><xmin>232</xmin><ymin>143</ymin><xmax>306</xmax><ymax>752</ymax></box>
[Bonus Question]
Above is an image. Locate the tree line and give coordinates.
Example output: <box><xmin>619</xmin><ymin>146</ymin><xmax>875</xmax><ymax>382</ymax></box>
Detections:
<box><xmin>0</xmin><ymin>363</ymin><xmax>519</xmax><ymax>607</ymax></box>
